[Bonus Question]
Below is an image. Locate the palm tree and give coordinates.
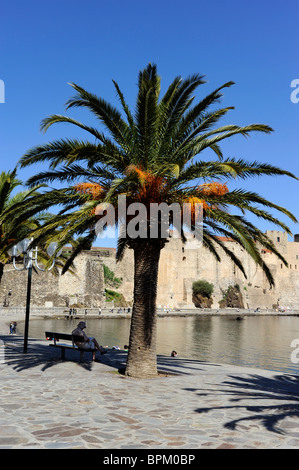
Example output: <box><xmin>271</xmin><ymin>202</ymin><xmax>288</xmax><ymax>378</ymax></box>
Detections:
<box><xmin>0</xmin><ymin>169</ymin><xmax>76</xmax><ymax>283</ymax></box>
<box><xmin>8</xmin><ymin>63</ymin><xmax>297</xmax><ymax>378</ymax></box>
<box><xmin>0</xmin><ymin>168</ymin><xmax>46</xmax><ymax>282</ymax></box>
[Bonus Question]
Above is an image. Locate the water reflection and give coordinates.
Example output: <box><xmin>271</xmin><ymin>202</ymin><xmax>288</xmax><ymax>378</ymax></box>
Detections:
<box><xmin>18</xmin><ymin>315</ymin><xmax>299</xmax><ymax>375</ymax></box>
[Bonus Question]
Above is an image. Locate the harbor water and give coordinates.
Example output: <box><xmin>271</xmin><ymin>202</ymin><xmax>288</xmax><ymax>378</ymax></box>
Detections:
<box><xmin>16</xmin><ymin>314</ymin><xmax>299</xmax><ymax>375</ymax></box>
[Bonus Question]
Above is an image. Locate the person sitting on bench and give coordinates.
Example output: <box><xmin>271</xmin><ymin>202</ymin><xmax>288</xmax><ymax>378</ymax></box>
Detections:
<box><xmin>72</xmin><ymin>321</ymin><xmax>107</xmax><ymax>361</ymax></box>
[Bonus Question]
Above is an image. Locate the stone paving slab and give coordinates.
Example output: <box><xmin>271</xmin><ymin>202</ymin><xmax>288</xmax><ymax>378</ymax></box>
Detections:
<box><xmin>1</xmin><ymin>332</ymin><xmax>299</xmax><ymax>450</ymax></box>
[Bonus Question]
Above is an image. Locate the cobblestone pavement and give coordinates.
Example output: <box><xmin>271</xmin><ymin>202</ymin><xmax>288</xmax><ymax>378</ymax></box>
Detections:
<box><xmin>1</xmin><ymin>330</ymin><xmax>299</xmax><ymax>450</ymax></box>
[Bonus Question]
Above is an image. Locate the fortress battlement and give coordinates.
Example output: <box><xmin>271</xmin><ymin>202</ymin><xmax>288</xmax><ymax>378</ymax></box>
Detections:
<box><xmin>1</xmin><ymin>231</ymin><xmax>298</xmax><ymax>310</ymax></box>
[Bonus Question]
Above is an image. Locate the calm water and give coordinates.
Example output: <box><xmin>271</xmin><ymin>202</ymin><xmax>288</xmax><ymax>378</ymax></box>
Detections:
<box><xmin>18</xmin><ymin>315</ymin><xmax>299</xmax><ymax>375</ymax></box>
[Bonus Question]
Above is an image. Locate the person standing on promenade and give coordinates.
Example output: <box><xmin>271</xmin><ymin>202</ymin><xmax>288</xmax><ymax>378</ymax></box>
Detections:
<box><xmin>9</xmin><ymin>321</ymin><xmax>17</xmax><ymax>334</ymax></box>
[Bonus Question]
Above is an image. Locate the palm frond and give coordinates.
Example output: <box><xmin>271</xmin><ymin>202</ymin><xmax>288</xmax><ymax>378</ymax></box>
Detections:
<box><xmin>204</xmin><ymin>230</ymin><xmax>248</xmax><ymax>278</ymax></box>
<box><xmin>156</xmin><ymin>73</ymin><xmax>206</xmax><ymax>158</ymax></box>
<box><xmin>174</xmin><ymin>158</ymin><xmax>297</xmax><ymax>187</ymax></box>
<box><xmin>0</xmin><ymin>168</ymin><xmax>20</xmax><ymax>213</ymax></box>
<box><xmin>40</xmin><ymin>114</ymin><xmax>107</xmax><ymax>143</ymax></box>
<box><xmin>61</xmin><ymin>231</ymin><xmax>96</xmax><ymax>274</ymax></box>
<box><xmin>66</xmin><ymin>82</ymin><xmax>132</xmax><ymax>152</ymax></box>
<box><xmin>177</xmin><ymin>81</ymin><xmax>235</xmax><ymax>136</ymax></box>
<box><xmin>116</xmin><ymin>228</ymin><xmax>129</xmax><ymax>262</ymax></box>
<box><xmin>172</xmin><ymin>124</ymin><xmax>273</xmax><ymax>165</ymax></box>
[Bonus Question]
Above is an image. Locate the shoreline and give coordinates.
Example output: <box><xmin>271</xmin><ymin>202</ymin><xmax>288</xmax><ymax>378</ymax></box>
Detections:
<box><xmin>1</xmin><ymin>307</ymin><xmax>299</xmax><ymax>329</ymax></box>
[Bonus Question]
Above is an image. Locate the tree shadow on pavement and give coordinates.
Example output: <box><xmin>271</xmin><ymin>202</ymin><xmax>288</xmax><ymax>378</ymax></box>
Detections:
<box><xmin>186</xmin><ymin>373</ymin><xmax>299</xmax><ymax>434</ymax></box>
<box><xmin>157</xmin><ymin>354</ymin><xmax>221</xmax><ymax>376</ymax></box>
<box><xmin>1</xmin><ymin>335</ymin><xmax>221</xmax><ymax>376</ymax></box>
<box><xmin>1</xmin><ymin>336</ymin><xmax>127</xmax><ymax>373</ymax></box>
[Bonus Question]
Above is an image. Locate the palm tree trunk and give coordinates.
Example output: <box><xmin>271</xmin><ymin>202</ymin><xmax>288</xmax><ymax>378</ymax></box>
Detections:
<box><xmin>125</xmin><ymin>240</ymin><xmax>162</xmax><ymax>378</ymax></box>
<box><xmin>0</xmin><ymin>262</ymin><xmax>4</xmax><ymax>285</ymax></box>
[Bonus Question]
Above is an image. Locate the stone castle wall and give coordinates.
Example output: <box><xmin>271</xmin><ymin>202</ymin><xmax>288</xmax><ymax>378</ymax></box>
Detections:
<box><xmin>107</xmin><ymin>230</ymin><xmax>299</xmax><ymax>310</ymax></box>
<box><xmin>0</xmin><ymin>251</ymin><xmax>105</xmax><ymax>308</ymax></box>
<box><xmin>0</xmin><ymin>230</ymin><xmax>299</xmax><ymax>310</ymax></box>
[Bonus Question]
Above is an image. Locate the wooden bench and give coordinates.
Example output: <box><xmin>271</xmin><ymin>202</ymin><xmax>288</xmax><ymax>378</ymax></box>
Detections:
<box><xmin>45</xmin><ymin>331</ymin><xmax>96</xmax><ymax>361</ymax></box>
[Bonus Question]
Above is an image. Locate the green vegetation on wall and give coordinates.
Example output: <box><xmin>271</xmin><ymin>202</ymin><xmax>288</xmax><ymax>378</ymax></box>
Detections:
<box><xmin>103</xmin><ymin>264</ymin><xmax>122</xmax><ymax>289</ymax></box>
<box><xmin>105</xmin><ymin>288</ymin><xmax>126</xmax><ymax>306</ymax></box>
<box><xmin>192</xmin><ymin>280</ymin><xmax>214</xmax><ymax>298</ymax></box>
<box><xmin>221</xmin><ymin>284</ymin><xmax>240</xmax><ymax>301</ymax></box>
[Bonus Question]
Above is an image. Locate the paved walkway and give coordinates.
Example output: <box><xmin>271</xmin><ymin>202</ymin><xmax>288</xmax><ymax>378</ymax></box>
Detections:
<box><xmin>1</xmin><ymin>315</ymin><xmax>299</xmax><ymax>449</ymax></box>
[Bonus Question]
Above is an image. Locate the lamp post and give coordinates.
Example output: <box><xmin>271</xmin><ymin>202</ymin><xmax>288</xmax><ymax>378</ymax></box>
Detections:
<box><xmin>8</xmin><ymin>239</ymin><xmax>61</xmax><ymax>353</ymax></box>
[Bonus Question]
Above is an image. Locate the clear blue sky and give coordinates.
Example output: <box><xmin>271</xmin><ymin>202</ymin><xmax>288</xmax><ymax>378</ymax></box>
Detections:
<box><xmin>0</xmin><ymin>0</ymin><xmax>298</xmax><ymax>247</ymax></box>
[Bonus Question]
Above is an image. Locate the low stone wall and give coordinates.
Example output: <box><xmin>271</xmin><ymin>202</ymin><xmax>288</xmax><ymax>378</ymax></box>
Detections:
<box><xmin>0</xmin><ymin>307</ymin><xmax>69</xmax><ymax>317</ymax></box>
<box><xmin>1</xmin><ymin>306</ymin><xmax>299</xmax><ymax>319</ymax></box>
